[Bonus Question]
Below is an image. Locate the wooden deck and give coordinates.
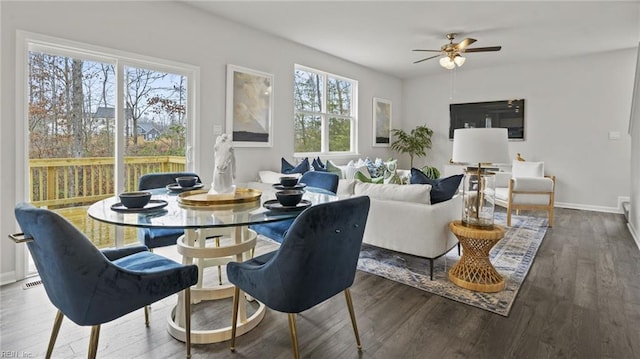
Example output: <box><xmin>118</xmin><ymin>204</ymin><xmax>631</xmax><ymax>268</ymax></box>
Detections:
<box><xmin>54</xmin><ymin>205</ymin><xmax>139</xmax><ymax>248</ymax></box>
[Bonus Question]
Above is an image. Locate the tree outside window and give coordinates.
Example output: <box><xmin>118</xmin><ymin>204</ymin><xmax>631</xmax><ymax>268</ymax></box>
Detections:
<box><xmin>294</xmin><ymin>65</ymin><xmax>357</xmax><ymax>154</ymax></box>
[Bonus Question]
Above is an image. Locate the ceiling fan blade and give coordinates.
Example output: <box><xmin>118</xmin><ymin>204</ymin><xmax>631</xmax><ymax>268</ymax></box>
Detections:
<box><xmin>412</xmin><ymin>49</ymin><xmax>441</xmax><ymax>52</ymax></box>
<box><xmin>464</xmin><ymin>46</ymin><xmax>502</xmax><ymax>53</ymax></box>
<box><xmin>413</xmin><ymin>54</ymin><xmax>441</xmax><ymax>64</ymax></box>
<box><xmin>456</xmin><ymin>38</ymin><xmax>477</xmax><ymax>50</ymax></box>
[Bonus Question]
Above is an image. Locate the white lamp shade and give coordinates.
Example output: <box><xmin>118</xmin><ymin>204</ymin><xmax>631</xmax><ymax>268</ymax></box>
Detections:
<box><xmin>452</xmin><ymin>128</ymin><xmax>510</xmax><ymax>164</ymax></box>
<box><xmin>439</xmin><ymin>57</ymin><xmax>450</xmax><ymax>67</ymax></box>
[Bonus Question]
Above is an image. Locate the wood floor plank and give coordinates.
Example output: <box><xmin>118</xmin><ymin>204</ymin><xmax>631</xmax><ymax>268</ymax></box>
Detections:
<box><xmin>2</xmin><ymin>208</ymin><xmax>640</xmax><ymax>358</ymax></box>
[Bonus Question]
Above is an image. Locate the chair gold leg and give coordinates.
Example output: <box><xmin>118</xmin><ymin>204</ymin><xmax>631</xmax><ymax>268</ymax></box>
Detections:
<box><xmin>287</xmin><ymin>313</ymin><xmax>300</xmax><ymax>359</ymax></box>
<box><xmin>185</xmin><ymin>288</ymin><xmax>192</xmax><ymax>359</ymax></box>
<box><xmin>230</xmin><ymin>286</ymin><xmax>240</xmax><ymax>352</ymax></box>
<box><xmin>144</xmin><ymin>305</ymin><xmax>150</xmax><ymax>327</ymax></box>
<box><xmin>344</xmin><ymin>288</ymin><xmax>362</xmax><ymax>351</ymax></box>
<box><xmin>88</xmin><ymin>325</ymin><xmax>100</xmax><ymax>359</ymax></box>
<box><xmin>45</xmin><ymin>310</ymin><xmax>64</xmax><ymax>359</ymax></box>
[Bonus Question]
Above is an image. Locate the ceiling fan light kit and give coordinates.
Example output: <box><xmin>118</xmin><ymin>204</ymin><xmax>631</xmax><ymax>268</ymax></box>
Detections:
<box><xmin>414</xmin><ymin>33</ymin><xmax>501</xmax><ymax>70</ymax></box>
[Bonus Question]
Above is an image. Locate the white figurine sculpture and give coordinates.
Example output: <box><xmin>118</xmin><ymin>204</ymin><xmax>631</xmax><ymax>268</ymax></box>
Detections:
<box><xmin>209</xmin><ymin>134</ymin><xmax>236</xmax><ymax>195</ymax></box>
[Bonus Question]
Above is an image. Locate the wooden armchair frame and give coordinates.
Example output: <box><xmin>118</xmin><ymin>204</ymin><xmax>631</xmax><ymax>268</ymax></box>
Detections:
<box><xmin>500</xmin><ymin>175</ymin><xmax>555</xmax><ymax>227</ymax></box>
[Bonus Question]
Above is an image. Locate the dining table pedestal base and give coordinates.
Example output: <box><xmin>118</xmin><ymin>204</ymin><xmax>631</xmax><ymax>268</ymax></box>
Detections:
<box><xmin>167</xmin><ymin>226</ymin><xmax>266</xmax><ymax>344</ymax></box>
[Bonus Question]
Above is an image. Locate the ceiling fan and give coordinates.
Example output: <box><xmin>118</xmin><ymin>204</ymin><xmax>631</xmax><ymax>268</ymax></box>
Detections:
<box><xmin>413</xmin><ymin>33</ymin><xmax>502</xmax><ymax>69</ymax></box>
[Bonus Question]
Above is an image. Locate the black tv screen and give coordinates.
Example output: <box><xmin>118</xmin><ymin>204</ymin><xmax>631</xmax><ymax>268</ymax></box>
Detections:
<box><xmin>449</xmin><ymin>99</ymin><xmax>525</xmax><ymax>140</ymax></box>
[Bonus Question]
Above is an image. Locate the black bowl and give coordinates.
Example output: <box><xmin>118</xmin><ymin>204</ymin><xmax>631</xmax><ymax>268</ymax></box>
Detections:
<box><xmin>176</xmin><ymin>176</ymin><xmax>198</xmax><ymax>188</ymax></box>
<box><xmin>279</xmin><ymin>176</ymin><xmax>299</xmax><ymax>188</ymax></box>
<box><xmin>119</xmin><ymin>191</ymin><xmax>152</xmax><ymax>208</ymax></box>
<box><xmin>275</xmin><ymin>190</ymin><xmax>304</xmax><ymax>207</ymax></box>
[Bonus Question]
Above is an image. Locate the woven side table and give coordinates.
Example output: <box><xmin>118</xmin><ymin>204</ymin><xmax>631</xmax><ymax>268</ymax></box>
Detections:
<box><xmin>448</xmin><ymin>220</ymin><xmax>505</xmax><ymax>293</ymax></box>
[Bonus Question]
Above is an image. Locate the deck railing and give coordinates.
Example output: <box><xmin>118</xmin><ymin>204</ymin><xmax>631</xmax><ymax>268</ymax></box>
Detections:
<box><xmin>30</xmin><ymin>156</ymin><xmax>186</xmax><ymax>208</ymax></box>
<box><xmin>29</xmin><ymin>156</ymin><xmax>186</xmax><ymax>248</ymax></box>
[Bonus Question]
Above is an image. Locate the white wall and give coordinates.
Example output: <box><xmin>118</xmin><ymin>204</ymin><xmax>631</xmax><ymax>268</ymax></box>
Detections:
<box><xmin>403</xmin><ymin>50</ymin><xmax>635</xmax><ymax>212</ymax></box>
<box><xmin>0</xmin><ymin>1</ymin><xmax>402</xmax><ymax>283</ymax></box>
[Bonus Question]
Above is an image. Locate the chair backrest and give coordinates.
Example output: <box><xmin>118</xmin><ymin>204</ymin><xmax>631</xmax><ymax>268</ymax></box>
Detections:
<box><xmin>138</xmin><ymin>172</ymin><xmax>201</xmax><ymax>190</ymax></box>
<box><xmin>259</xmin><ymin>196</ymin><xmax>370</xmax><ymax>313</ymax></box>
<box><xmin>299</xmin><ymin>171</ymin><xmax>339</xmax><ymax>194</ymax></box>
<box><xmin>13</xmin><ymin>203</ymin><xmax>110</xmax><ymax>324</ymax></box>
<box><xmin>511</xmin><ymin>160</ymin><xmax>544</xmax><ymax>178</ymax></box>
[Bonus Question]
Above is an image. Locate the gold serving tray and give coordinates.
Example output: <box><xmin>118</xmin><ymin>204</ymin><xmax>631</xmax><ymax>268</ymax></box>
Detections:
<box><xmin>177</xmin><ymin>188</ymin><xmax>262</xmax><ymax>207</ymax></box>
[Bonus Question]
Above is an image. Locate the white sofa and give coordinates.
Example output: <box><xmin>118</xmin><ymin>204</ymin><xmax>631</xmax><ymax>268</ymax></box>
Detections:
<box><xmin>340</xmin><ymin>181</ymin><xmax>462</xmax><ymax>279</ymax></box>
<box><xmin>250</xmin><ymin>172</ymin><xmax>462</xmax><ymax>279</ymax></box>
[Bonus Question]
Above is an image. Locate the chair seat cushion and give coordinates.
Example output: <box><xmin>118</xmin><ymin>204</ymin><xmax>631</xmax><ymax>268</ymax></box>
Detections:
<box><xmin>249</xmin><ymin>219</ymin><xmax>294</xmax><ymax>243</ymax></box>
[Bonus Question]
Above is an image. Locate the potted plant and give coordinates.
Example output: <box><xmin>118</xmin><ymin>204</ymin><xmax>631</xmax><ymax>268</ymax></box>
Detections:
<box><xmin>390</xmin><ymin>125</ymin><xmax>434</xmax><ymax>168</ymax></box>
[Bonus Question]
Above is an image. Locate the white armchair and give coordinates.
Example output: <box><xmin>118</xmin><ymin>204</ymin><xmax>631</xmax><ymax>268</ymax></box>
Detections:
<box><xmin>494</xmin><ymin>160</ymin><xmax>555</xmax><ymax>227</ymax></box>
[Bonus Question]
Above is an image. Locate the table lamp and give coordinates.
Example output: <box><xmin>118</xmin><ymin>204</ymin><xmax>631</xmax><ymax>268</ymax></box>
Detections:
<box><xmin>452</xmin><ymin>128</ymin><xmax>510</xmax><ymax>229</ymax></box>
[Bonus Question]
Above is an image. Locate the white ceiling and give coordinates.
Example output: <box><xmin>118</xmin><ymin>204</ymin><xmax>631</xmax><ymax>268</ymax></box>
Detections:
<box><xmin>183</xmin><ymin>1</ymin><xmax>640</xmax><ymax>79</ymax></box>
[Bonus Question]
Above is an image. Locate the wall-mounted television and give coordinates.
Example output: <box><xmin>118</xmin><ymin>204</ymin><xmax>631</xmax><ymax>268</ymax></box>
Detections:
<box><xmin>449</xmin><ymin>99</ymin><xmax>525</xmax><ymax>140</ymax></box>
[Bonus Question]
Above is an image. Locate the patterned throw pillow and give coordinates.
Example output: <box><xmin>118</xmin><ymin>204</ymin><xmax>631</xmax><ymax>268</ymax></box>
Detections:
<box><xmin>281</xmin><ymin>157</ymin><xmax>309</xmax><ymax>174</ymax></box>
<box><xmin>410</xmin><ymin>168</ymin><xmax>463</xmax><ymax>204</ymax></box>
<box><xmin>365</xmin><ymin>158</ymin><xmax>385</xmax><ymax>178</ymax></box>
<box><xmin>355</xmin><ymin>170</ymin><xmax>383</xmax><ymax>184</ymax></box>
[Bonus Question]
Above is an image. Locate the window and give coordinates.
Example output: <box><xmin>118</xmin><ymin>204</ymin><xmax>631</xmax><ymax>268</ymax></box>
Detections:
<box><xmin>294</xmin><ymin>65</ymin><xmax>357</xmax><ymax>154</ymax></box>
<box><xmin>17</xmin><ymin>32</ymin><xmax>198</xmax><ymax>278</ymax></box>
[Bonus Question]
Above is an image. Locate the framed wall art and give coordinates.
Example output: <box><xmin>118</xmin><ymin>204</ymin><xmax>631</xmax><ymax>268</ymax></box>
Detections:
<box><xmin>226</xmin><ymin>65</ymin><xmax>274</xmax><ymax>147</ymax></box>
<box><xmin>373</xmin><ymin>97</ymin><xmax>392</xmax><ymax>147</ymax></box>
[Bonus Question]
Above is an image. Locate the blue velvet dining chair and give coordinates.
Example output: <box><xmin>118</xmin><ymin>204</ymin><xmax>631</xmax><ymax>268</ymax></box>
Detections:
<box><xmin>249</xmin><ymin>171</ymin><xmax>340</xmax><ymax>243</ymax></box>
<box><xmin>138</xmin><ymin>172</ymin><xmax>201</xmax><ymax>250</ymax></box>
<box><xmin>227</xmin><ymin>196</ymin><xmax>370</xmax><ymax>358</ymax></box>
<box><xmin>11</xmin><ymin>203</ymin><xmax>198</xmax><ymax>359</ymax></box>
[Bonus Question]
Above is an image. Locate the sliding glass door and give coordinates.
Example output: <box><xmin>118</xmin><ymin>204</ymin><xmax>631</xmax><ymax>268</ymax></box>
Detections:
<box><xmin>21</xmin><ymin>34</ymin><xmax>197</xmax><ymax>276</ymax></box>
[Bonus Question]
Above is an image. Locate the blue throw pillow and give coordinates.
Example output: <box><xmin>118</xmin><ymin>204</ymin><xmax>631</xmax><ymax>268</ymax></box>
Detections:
<box><xmin>281</xmin><ymin>157</ymin><xmax>310</xmax><ymax>174</ymax></box>
<box><xmin>312</xmin><ymin>157</ymin><xmax>326</xmax><ymax>171</ymax></box>
<box><xmin>410</xmin><ymin>168</ymin><xmax>463</xmax><ymax>204</ymax></box>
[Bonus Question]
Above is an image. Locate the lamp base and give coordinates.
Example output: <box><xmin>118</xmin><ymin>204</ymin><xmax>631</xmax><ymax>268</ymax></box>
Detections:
<box><xmin>461</xmin><ymin>219</ymin><xmax>495</xmax><ymax>230</ymax></box>
<box><xmin>461</xmin><ymin>166</ymin><xmax>497</xmax><ymax>230</ymax></box>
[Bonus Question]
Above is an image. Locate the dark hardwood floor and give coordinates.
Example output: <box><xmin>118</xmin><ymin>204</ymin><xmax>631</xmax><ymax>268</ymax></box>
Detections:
<box><xmin>2</xmin><ymin>208</ymin><xmax>639</xmax><ymax>358</ymax></box>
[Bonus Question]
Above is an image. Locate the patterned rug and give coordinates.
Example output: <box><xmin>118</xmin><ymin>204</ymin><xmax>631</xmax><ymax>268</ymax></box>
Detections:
<box><xmin>357</xmin><ymin>213</ymin><xmax>548</xmax><ymax>316</ymax></box>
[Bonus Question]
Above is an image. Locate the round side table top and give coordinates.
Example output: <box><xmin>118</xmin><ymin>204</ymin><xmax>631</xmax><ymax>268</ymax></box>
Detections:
<box><xmin>449</xmin><ymin>220</ymin><xmax>504</xmax><ymax>240</ymax></box>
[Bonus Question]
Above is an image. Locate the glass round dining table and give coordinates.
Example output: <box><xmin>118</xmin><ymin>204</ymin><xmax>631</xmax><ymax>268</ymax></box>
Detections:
<box><xmin>88</xmin><ymin>185</ymin><xmax>339</xmax><ymax>344</ymax></box>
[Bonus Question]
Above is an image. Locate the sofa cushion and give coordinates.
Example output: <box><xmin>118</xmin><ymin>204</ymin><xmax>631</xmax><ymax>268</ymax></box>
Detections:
<box><xmin>410</xmin><ymin>168</ymin><xmax>463</xmax><ymax>204</ymax></box>
<box><xmin>281</xmin><ymin>157</ymin><xmax>310</xmax><ymax>174</ymax></box>
<box><xmin>354</xmin><ymin>182</ymin><xmax>431</xmax><ymax>204</ymax></box>
<box><xmin>337</xmin><ymin>179</ymin><xmax>357</xmax><ymax>196</ymax></box>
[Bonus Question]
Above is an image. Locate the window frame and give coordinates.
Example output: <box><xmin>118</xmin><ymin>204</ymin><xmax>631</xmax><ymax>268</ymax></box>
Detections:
<box><xmin>14</xmin><ymin>31</ymin><xmax>200</xmax><ymax>278</ymax></box>
<box><xmin>293</xmin><ymin>64</ymin><xmax>358</xmax><ymax>157</ymax></box>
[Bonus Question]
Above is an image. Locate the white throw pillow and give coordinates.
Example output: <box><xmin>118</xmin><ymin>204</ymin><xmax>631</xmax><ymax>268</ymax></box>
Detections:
<box><xmin>512</xmin><ymin>160</ymin><xmax>544</xmax><ymax>178</ymax></box>
<box><xmin>354</xmin><ymin>182</ymin><xmax>431</xmax><ymax>205</ymax></box>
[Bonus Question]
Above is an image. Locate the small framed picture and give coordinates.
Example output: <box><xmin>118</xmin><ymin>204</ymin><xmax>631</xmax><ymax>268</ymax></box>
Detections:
<box><xmin>226</xmin><ymin>65</ymin><xmax>274</xmax><ymax>147</ymax></box>
<box><xmin>373</xmin><ymin>97</ymin><xmax>392</xmax><ymax>147</ymax></box>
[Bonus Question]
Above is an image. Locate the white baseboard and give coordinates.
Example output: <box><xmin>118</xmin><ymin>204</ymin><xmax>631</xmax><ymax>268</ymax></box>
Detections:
<box><xmin>555</xmin><ymin>201</ymin><xmax>623</xmax><ymax>214</ymax></box>
<box><xmin>0</xmin><ymin>271</ymin><xmax>16</xmax><ymax>286</ymax></box>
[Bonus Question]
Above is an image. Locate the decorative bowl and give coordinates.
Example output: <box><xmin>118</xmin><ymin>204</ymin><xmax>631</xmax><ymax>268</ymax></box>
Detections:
<box><xmin>176</xmin><ymin>176</ymin><xmax>198</xmax><ymax>188</ymax></box>
<box><xmin>119</xmin><ymin>191</ymin><xmax>152</xmax><ymax>208</ymax></box>
<box><xmin>275</xmin><ymin>189</ymin><xmax>304</xmax><ymax>207</ymax></box>
<box><xmin>279</xmin><ymin>176</ymin><xmax>299</xmax><ymax>188</ymax></box>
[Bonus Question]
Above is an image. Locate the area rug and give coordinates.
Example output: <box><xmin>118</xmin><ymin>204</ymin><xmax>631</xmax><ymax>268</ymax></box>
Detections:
<box><xmin>356</xmin><ymin>213</ymin><xmax>548</xmax><ymax>316</ymax></box>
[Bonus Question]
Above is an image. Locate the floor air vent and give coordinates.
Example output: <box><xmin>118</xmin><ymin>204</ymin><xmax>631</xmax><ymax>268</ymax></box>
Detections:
<box><xmin>22</xmin><ymin>278</ymin><xmax>42</xmax><ymax>290</ymax></box>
